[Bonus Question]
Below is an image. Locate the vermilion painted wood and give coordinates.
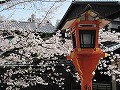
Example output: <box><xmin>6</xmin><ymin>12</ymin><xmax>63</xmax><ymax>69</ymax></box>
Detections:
<box><xmin>67</xmin><ymin>12</ymin><xmax>105</xmax><ymax>90</ymax></box>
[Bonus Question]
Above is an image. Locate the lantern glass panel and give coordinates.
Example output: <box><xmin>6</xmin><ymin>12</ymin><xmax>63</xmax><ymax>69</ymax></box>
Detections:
<box><xmin>72</xmin><ymin>32</ymin><xmax>76</xmax><ymax>49</ymax></box>
<box><xmin>79</xmin><ymin>30</ymin><xmax>96</xmax><ymax>48</ymax></box>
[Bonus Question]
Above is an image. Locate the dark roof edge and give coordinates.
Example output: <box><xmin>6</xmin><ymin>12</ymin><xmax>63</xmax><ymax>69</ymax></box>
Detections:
<box><xmin>72</xmin><ymin>1</ymin><xmax>120</xmax><ymax>5</ymax></box>
<box><xmin>56</xmin><ymin>2</ymin><xmax>74</xmax><ymax>30</ymax></box>
<box><xmin>56</xmin><ymin>1</ymin><xmax>120</xmax><ymax>30</ymax></box>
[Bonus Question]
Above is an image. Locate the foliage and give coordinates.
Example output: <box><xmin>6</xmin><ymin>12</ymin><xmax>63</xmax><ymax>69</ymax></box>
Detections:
<box><xmin>0</xmin><ymin>25</ymin><xmax>76</xmax><ymax>89</ymax></box>
<box><xmin>0</xmin><ymin>59</ymin><xmax>74</xmax><ymax>90</ymax></box>
<box><xmin>0</xmin><ymin>0</ymin><xmax>120</xmax><ymax>87</ymax></box>
<box><xmin>98</xmin><ymin>29</ymin><xmax>120</xmax><ymax>81</ymax></box>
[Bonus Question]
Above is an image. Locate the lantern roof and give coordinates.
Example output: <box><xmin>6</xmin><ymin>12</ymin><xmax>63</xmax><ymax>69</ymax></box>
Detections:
<box><xmin>62</xmin><ymin>4</ymin><xmax>111</xmax><ymax>30</ymax></box>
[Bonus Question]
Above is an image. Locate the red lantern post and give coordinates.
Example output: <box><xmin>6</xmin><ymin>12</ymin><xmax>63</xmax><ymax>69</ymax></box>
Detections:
<box><xmin>62</xmin><ymin>5</ymin><xmax>110</xmax><ymax>90</ymax></box>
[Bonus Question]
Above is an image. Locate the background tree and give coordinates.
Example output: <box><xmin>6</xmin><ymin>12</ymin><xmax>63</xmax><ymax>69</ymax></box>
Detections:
<box><xmin>1</xmin><ymin>0</ymin><xmax>120</xmax><ymax>89</ymax></box>
<box><xmin>0</xmin><ymin>24</ymin><xmax>75</xmax><ymax>89</ymax></box>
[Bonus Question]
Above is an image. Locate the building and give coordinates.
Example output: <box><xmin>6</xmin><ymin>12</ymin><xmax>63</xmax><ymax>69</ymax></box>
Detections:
<box><xmin>109</xmin><ymin>18</ymin><xmax>120</xmax><ymax>33</ymax></box>
<box><xmin>37</xmin><ymin>21</ymin><xmax>56</xmax><ymax>33</ymax></box>
<box><xmin>0</xmin><ymin>14</ymin><xmax>56</xmax><ymax>33</ymax></box>
<box><xmin>57</xmin><ymin>1</ymin><xmax>120</xmax><ymax>30</ymax></box>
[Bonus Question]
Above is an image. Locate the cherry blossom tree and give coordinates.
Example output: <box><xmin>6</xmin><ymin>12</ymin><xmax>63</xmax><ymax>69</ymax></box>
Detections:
<box><xmin>1</xmin><ymin>0</ymin><xmax>120</xmax><ymax>89</ymax></box>
<box><xmin>0</xmin><ymin>24</ymin><xmax>120</xmax><ymax>89</ymax></box>
<box><xmin>0</xmin><ymin>1</ymin><xmax>76</xmax><ymax>89</ymax></box>
<box><xmin>98</xmin><ymin>28</ymin><xmax>120</xmax><ymax>81</ymax></box>
<box><xmin>0</xmin><ymin>23</ymin><xmax>77</xmax><ymax>89</ymax></box>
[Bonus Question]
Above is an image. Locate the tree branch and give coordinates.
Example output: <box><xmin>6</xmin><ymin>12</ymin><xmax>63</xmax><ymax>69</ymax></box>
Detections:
<box><xmin>0</xmin><ymin>0</ymin><xmax>32</xmax><ymax>12</ymax></box>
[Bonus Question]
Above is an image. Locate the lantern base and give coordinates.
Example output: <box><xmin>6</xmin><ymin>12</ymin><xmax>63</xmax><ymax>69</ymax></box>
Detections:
<box><xmin>67</xmin><ymin>48</ymin><xmax>105</xmax><ymax>90</ymax></box>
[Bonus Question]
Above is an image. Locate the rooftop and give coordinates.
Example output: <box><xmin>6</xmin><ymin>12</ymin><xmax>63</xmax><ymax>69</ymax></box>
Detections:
<box><xmin>0</xmin><ymin>20</ymin><xmax>56</xmax><ymax>33</ymax></box>
<box><xmin>57</xmin><ymin>1</ymin><xmax>120</xmax><ymax>30</ymax></box>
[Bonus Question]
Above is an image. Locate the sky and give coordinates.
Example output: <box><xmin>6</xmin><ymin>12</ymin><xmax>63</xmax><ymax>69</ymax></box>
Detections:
<box><xmin>0</xmin><ymin>0</ymin><xmax>72</xmax><ymax>26</ymax></box>
<box><xmin>0</xmin><ymin>0</ymin><xmax>120</xmax><ymax>26</ymax></box>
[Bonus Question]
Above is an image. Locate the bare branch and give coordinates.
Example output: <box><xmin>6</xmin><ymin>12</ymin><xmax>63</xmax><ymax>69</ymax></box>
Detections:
<box><xmin>0</xmin><ymin>0</ymin><xmax>33</xmax><ymax>12</ymax></box>
<box><xmin>0</xmin><ymin>0</ymin><xmax>11</xmax><ymax>4</ymax></box>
